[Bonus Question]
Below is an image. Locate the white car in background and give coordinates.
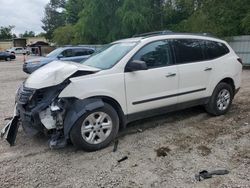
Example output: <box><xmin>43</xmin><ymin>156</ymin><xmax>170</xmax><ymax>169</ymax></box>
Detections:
<box><xmin>2</xmin><ymin>31</ymin><xmax>242</xmax><ymax>151</ymax></box>
<box><xmin>6</xmin><ymin>47</ymin><xmax>30</xmax><ymax>55</ymax></box>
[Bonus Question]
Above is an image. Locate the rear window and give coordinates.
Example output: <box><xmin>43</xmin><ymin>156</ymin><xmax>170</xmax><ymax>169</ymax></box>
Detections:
<box><xmin>205</xmin><ymin>41</ymin><xmax>230</xmax><ymax>59</ymax></box>
<box><xmin>173</xmin><ymin>39</ymin><xmax>204</xmax><ymax>64</ymax></box>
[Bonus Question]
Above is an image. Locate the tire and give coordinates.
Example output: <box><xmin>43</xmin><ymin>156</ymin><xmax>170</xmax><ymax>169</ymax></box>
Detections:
<box><xmin>5</xmin><ymin>57</ymin><xmax>11</xmax><ymax>61</ymax></box>
<box><xmin>205</xmin><ymin>82</ymin><xmax>233</xmax><ymax>116</ymax></box>
<box><xmin>70</xmin><ymin>103</ymin><xmax>119</xmax><ymax>151</ymax></box>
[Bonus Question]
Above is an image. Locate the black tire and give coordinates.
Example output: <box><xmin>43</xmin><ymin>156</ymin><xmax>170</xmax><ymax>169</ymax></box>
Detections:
<box><xmin>70</xmin><ymin>103</ymin><xmax>119</xmax><ymax>151</ymax></box>
<box><xmin>5</xmin><ymin>57</ymin><xmax>11</xmax><ymax>61</ymax></box>
<box><xmin>205</xmin><ymin>82</ymin><xmax>233</xmax><ymax>116</ymax></box>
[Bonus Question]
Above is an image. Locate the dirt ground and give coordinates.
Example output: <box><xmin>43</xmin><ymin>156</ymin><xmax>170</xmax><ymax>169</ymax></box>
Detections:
<box><xmin>0</xmin><ymin>56</ymin><xmax>249</xmax><ymax>188</ymax></box>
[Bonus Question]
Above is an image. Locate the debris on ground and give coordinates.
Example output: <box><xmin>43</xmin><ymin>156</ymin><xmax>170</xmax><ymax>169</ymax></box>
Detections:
<box><xmin>113</xmin><ymin>140</ymin><xmax>119</xmax><ymax>152</ymax></box>
<box><xmin>137</xmin><ymin>128</ymin><xmax>143</xmax><ymax>133</ymax></box>
<box><xmin>4</xmin><ymin>117</ymin><xmax>12</xmax><ymax>121</ymax></box>
<box><xmin>117</xmin><ymin>156</ymin><xmax>128</xmax><ymax>163</ymax></box>
<box><xmin>195</xmin><ymin>169</ymin><xmax>230</xmax><ymax>181</ymax></box>
<box><xmin>155</xmin><ymin>146</ymin><xmax>171</xmax><ymax>157</ymax></box>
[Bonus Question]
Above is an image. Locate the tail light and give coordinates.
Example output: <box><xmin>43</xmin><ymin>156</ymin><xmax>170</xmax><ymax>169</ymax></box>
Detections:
<box><xmin>237</xmin><ymin>58</ymin><xmax>243</xmax><ymax>65</ymax></box>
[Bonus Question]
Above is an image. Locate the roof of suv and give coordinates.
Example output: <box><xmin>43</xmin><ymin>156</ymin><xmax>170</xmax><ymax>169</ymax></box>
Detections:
<box><xmin>114</xmin><ymin>31</ymin><xmax>225</xmax><ymax>44</ymax></box>
<box><xmin>60</xmin><ymin>46</ymin><xmax>95</xmax><ymax>50</ymax></box>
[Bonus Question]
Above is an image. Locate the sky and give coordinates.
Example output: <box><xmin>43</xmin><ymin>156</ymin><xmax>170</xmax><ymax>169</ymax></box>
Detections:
<box><xmin>0</xmin><ymin>0</ymin><xmax>50</xmax><ymax>35</ymax></box>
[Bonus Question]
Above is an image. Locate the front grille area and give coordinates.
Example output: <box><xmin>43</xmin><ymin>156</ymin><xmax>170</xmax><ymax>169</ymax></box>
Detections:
<box><xmin>17</xmin><ymin>85</ymin><xmax>35</xmax><ymax>105</ymax></box>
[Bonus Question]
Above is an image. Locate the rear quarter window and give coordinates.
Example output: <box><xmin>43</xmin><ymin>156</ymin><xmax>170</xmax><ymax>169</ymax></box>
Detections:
<box><xmin>205</xmin><ymin>41</ymin><xmax>230</xmax><ymax>60</ymax></box>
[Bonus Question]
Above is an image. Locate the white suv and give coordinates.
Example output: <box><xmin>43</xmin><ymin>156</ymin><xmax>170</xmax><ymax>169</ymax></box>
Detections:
<box><xmin>6</xmin><ymin>47</ymin><xmax>30</xmax><ymax>55</ymax></box>
<box><xmin>2</xmin><ymin>32</ymin><xmax>242</xmax><ymax>151</ymax></box>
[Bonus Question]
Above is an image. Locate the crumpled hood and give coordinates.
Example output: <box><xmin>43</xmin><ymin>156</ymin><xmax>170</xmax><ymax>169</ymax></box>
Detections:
<box><xmin>25</xmin><ymin>61</ymin><xmax>100</xmax><ymax>89</ymax></box>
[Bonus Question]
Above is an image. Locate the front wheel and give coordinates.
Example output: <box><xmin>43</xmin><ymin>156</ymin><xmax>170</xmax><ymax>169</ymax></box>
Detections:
<box><xmin>70</xmin><ymin>103</ymin><xmax>119</xmax><ymax>151</ymax></box>
<box><xmin>205</xmin><ymin>82</ymin><xmax>233</xmax><ymax>116</ymax></box>
<box><xmin>5</xmin><ymin>57</ymin><xmax>11</xmax><ymax>61</ymax></box>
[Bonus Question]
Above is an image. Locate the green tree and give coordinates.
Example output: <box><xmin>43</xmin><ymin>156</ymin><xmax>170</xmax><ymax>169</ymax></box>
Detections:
<box><xmin>51</xmin><ymin>0</ymin><xmax>250</xmax><ymax>45</ymax></box>
<box><xmin>65</xmin><ymin>0</ymin><xmax>85</xmax><ymax>24</ymax></box>
<box><xmin>42</xmin><ymin>0</ymin><xmax>66</xmax><ymax>41</ymax></box>
<box><xmin>19</xmin><ymin>30</ymin><xmax>35</xmax><ymax>38</ymax></box>
<box><xmin>117</xmin><ymin>0</ymin><xmax>152</xmax><ymax>37</ymax></box>
<box><xmin>75</xmin><ymin>0</ymin><xmax>123</xmax><ymax>44</ymax></box>
<box><xmin>53</xmin><ymin>24</ymin><xmax>76</xmax><ymax>45</ymax></box>
<box><xmin>0</xmin><ymin>25</ymin><xmax>15</xmax><ymax>40</ymax></box>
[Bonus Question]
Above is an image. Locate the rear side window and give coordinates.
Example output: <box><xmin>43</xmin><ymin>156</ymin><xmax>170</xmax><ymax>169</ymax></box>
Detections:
<box><xmin>132</xmin><ymin>40</ymin><xmax>173</xmax><ymax>69</ymax></box>
<box><xmin>205</xmin><ymin>41</ymin><xmax>230</xmax><ymax>59</ymax></box>
<box><xmin>73</xmin><ymin>49</ymin><xmax>95</xmax><ymax>56</ymax></box>
<box><xmin>173</xmin><ymin>39</ymin><xmax>204</xmax><ymax>64</ymax></box>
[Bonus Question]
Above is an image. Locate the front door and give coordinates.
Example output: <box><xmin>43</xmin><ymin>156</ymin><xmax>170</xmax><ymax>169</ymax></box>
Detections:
<box><xmin>125</xmin><ymin>40</ymin><xmax>179</xmax><ymax>114</ymax></box>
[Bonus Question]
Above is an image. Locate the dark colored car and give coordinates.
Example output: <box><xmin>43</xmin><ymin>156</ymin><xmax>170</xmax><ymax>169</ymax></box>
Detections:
<box><xmin>0</xmin><ymin>52</ymin><xmax>16</xmax><ymax>61</ymax></box>
<box><xmin>23</xmin><ymin>47</ymin><xmax>95</xmax><ymax>74</ymax></box>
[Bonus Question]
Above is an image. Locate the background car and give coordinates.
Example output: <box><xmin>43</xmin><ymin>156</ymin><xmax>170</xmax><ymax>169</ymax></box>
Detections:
<box><xmin>6</xmin><ymin>47</ymin><xmax>30</xmax><ymax>55</ymax></box>
<box><xmin>23</xmin><ymin>46</ymin><xmax>95</xmax><ymax>74</ymax></box>
<box><xmin>0</xmin><ymin>51</ymin><xmax>16</xmax><ymax>61</ymax></box>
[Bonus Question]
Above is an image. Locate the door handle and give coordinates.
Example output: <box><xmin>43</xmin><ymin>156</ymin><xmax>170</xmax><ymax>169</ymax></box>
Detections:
<box><xmin>204</xmin><ymin>67</ymin><xmax>212</xmax><ymax>71</ymax></box>
<box><xmin>166</xmin><ymin>73</ymin><xmax>176</xmax><ymax>77</ymax></box>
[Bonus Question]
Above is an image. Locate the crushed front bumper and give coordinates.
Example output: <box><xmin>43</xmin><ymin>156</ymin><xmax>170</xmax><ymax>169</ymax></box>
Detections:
<box><xmin>1</xmin><ymin>103</ymin><xmax>44</xmax><ymax>146</ymax></box>
<box><xmin>1</xmin><ymin>116</ymin><xmax>20</xmax><ymax>146</ymax></box>
<box><xmin>1</xmin><ymin>84</ymin><xmax>62</xmax><ymax>146</ymax></box>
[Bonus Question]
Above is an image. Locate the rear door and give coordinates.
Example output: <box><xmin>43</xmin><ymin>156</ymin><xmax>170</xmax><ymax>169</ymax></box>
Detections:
<box><xmin>173</xmin><ymin>39</ymin><xmax>214</xmax><ymax>103</ymax></box>
<box><xmin>125</xmin><ymin>40</ymin><xmax>179</xmax><ymax>114</ymax></box>
<box><xmin>70</xmin><ymin>49</ymin><xmax>94</xmax><ymax>62</ymax></box>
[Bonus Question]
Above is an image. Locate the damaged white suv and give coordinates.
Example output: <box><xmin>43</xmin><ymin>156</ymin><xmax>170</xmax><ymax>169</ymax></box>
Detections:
<box><xmin>2</xmin><ymin>32</ymin><xmax>242</xmax><ymax>151</ymax></box>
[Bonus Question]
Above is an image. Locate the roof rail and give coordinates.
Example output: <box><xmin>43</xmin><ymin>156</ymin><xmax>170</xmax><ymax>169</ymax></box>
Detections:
<box><xmin>133</xmin><ymin>30</ymin><xmax>173</xmax><ymax>37</ymax></box>
<box><xmin>132</xmin><ymin>30</ymin><xmax>217</xmax><ymax>39</ymax></box>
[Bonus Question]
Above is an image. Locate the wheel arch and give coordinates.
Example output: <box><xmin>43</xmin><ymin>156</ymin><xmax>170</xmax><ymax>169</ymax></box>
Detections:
<box><xmin>63</xmin><ymin>96</ymin><xmax>126</xmax><ymax>140</ymax></box>
<box><xmin>219</xmin><ymin>77</ymin><xmax>235</xmax><ymax>95</ymax></box>
<box><xmin>92</xmin><ymin>96</ymin><xmax>126</xmax><ymax>130</ymax></box>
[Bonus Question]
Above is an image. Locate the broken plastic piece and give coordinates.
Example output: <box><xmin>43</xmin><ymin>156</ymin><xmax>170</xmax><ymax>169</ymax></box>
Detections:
<box><xmin>195</xmin><ymin>169</ymin><xmax>229</xmax><ymax>181</ymax></box>
<box><xmin>117</xmin><ymin>156</ymin><xmax>128</xmax><ymax>163</ymax></box>
<box><xmin>49</xmin><ymin>131</ymin><xmax>67</xmax><ymax>149</ymax></box>
<box><xmin>113</xmin><ymin>140</ymin><xmax>119</xmax><ymax>152</ymax></box>
<box><xmin>1</xmin><ymin>116</ymin><xmax>20</xmax><ymax>146</ymax></box>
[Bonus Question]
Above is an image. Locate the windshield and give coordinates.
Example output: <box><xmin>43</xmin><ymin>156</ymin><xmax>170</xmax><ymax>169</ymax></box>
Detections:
<box><xmin>46</xmin><ymin>48</ymin><xmax>63</xmax><ymax>58</ymax></box>
<box><xmin>82</xmin><ymin>42</ymin><xmax>137</xmax><ymax>69</ymax></box>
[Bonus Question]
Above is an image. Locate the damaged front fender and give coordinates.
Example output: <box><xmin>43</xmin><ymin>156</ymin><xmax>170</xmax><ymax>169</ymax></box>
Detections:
<box><xmin>63</xmin><ymin>98</ymin><xmax>104</xmax><ymax>139</ymax></box>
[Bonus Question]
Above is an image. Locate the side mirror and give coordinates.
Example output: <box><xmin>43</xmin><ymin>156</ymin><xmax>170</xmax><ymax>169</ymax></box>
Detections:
<box><xmin>125</xmin><ymin>60</ymin><xmax>148</xmax><ymax>72</ymax></box>
<box><xmin>57</xmin><ymin>54</ymin><xmax>63</xmax><ymax>59</ymax></box>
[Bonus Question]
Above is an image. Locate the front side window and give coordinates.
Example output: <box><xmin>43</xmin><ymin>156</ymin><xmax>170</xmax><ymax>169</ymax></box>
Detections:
<box><xmin>132</xmin><ymin>40</ymin><xmax>173</xmax><ymax>69</ymax></box>
<box><xmin>46</xmin><ymin>48</ymin><xmax>63</xmax><ymax>58</ymax></box>
<box><xmin>62</xmin><ymin>49</ymin><xmax>73</xmax><ymax>57</ymax></box>
<box><xmin>173</xmin><ymin>39</ymin><xmax>204</xmax><ymax>64</ymax></box>
<box><xmin>82</xmin><ymin>42</ymin><xmax>137</xmax><ymax>70</ymax></box>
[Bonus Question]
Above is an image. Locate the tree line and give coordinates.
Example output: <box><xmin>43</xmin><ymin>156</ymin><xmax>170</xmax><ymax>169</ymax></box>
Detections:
<box><xmin>40</xmin><ymin>0</ymin><xmax>249</xmax><ymax>45</ymax></box>
<box><xmin>0</xmin><ymin>25</ymin><xmax>44</xmax><ymax>40</ymax></box>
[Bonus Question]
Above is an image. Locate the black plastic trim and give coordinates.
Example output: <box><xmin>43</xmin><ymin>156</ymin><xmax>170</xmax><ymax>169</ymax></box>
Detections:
<box><xmin>127</xmin><ymin>97</ymin><xmax>210</xmax><ymax>123</ymax></box>
<box><xmin>132</xmin><ymin>88</ymin><xmax>206</xmax><ymax>105</ymax></box>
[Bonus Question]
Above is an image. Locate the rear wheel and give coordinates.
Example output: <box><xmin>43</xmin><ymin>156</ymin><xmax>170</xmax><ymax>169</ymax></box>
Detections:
<box><xmin>70</xmin><ymin>103</ymin><xmax>119</xmax><ymax>151</ymax></box>
<box><xmin>205</xmin><ymin>82</ymin><xmax>233</xmax><ymax>116</ymax></box>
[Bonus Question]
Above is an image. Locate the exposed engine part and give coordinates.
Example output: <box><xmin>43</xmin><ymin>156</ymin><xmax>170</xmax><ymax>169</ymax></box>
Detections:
<box><xmin>39</xmin><ymin>107</ymin><xmax>57</xmax><ymax>130</ymax></box>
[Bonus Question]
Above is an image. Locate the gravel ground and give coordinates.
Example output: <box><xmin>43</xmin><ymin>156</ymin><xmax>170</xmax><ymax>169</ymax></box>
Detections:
<box><xmin>0</xmin><ymin>56</ymin><xmax>250</xmax><ymax>188</ymax></box>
